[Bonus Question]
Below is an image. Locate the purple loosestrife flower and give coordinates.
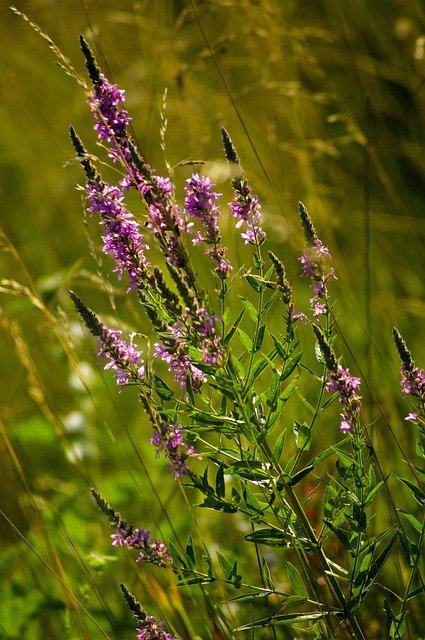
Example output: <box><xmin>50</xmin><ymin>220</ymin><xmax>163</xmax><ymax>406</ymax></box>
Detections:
<box><xmin>154</xmin><ymin>302</ymin><xmax>224</xmax><ymax>388</ymax></box>
<box><xmin>229</xmin><ymin>180</ymin><xmax>266</xmax><ymax>245</ymax></box>
<box><xmin>269</xmin><ymin>250</ymin><xmax>307</xmax><ymax>327</ymax></box>
<box><xmin>97</xmin><ymin>325</ymin><xmax>144</xmax><ymax>388</ymax></box>
<box><xmin>400</xmin><ymin>365</ymin><xmax>425</xmax><ymax>423</ymax></box>
<box><xmin>184</xmin><ymin>173</ymin><xmax>221</xmax><ymax>238</ymax></box>
<box><xmin>111</xmin><ymin>524</ymin><xmax>171</xmax><ymax>567</ymax></box>
<box><xmin>88</xmin><ymin>73</ymin><xmax>131</xmax><ymax>159</ymax></box>
<box><xmin>180</xmin><ymin>304</ymin><xmax>224</xmax><ymax>367</ymax></box>
<box><xmin>136</xmin><ymin>616</ymin><xmax>177</xmax><ymax>640</ymax></box>
<box><xmin>299</xmin><ymin>238</ymin><xmax>335</xmax><ymax>320</ymax></box>
<box><xmin>400</xmin><ymin>365</ymin><xmax>425</xmax><ymax>402</ymax></box>
<box><xmin>86</xmin><ymin>181</ymin><xmax>150</xmax><ymax>291</ymax></box>
<box><xmin>326</xmin><ymin>365</ymin><xmax>362</xmax><ymax>433</ymax></box>
<box><xmin>150</xmin><ymin>421</ymin><xmax>201</xmax><ymax>480</ymax></box>
<box><xmin>154</xmin><ymin>342</ymin><xmax>205</xmax><ymax>390</ymax></box>
<box><xmin>393</xmin><ymin>327</ymin><xmax>425</xmax><ymax>422</ymax></box>
<box><xmin>83</xmin><ymin>45</ymin><xmax>193</xmax><ymax>280</ymax></box>
<box><xmin>184</xmin><ymin>173</ymin><xmax>232</xmax><ymax>278</ymax></box>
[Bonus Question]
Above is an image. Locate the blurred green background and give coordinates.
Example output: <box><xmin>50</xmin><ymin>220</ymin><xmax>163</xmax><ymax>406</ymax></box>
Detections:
<box><xmin>1</xmin><ymin>1</ymin><xmax>425</xmax><ymax>638</ymax></box>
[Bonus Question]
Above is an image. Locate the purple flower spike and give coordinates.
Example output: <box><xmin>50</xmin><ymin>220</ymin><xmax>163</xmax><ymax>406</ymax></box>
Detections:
<box><xmin>89</xmin><ymin>73</ymin><xmax>131</xmax><ymax>146</ymax></box>
<box><xmin>150</xmin><ymin>421</ymin><xmax>201</xmax><ymax>480</ymax></box>
<box><xmin>184</xmin><ymin>173</ymin><xmax>221</xmax><ymax>238</ymax></box>
<box><xmin>136</xmin><ymin>615</ymin><xmax>177</xmax><ymax>640</ymax></box>
<box><xmin>154</xmin><ymin>342</ymin><xmax>206</xmax><ymax>389</ymax></box>
<box><xmin>111</xmin><ymin>523</ymin><xmax>171</xmax><ymax>567</ymax></box>
<box><xmin>299</xmin><ymin>239</ymin><xmax>335</xmax><ymax>319</ymax></box>
<box><xmin>401</xmin><ymin>364</ymin><xmax>425</xmax><ymax>401</ymax></box>
<box><xmin>86</xmin><ymin>181</ymin><xmax>150</xmax><ymax>291</ymax></box>
<box><xmin>184</xmin><ymin>173</ymin><xmax>233</xmax><ymax>277</ymax></box>
<box><xmin>229</xmin><ymin>180</ymin><xmax>266</xmax><ymax>245</ymax></box>
<box><xmin>97</xmin><ymin>325</ymin><xmax>145</xmax><ymax>388</ymax></box>
<box><xmin>326</xmin><ymin>364</ymin><xmax>362</xmax><ymax>433</ymax></box>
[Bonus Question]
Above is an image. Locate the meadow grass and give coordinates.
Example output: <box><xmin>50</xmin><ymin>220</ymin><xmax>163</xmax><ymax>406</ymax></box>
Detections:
<box><xmin>1</xmin><ymin>1</ymin><xmax>425</xmax><ymax>638</ymax></box>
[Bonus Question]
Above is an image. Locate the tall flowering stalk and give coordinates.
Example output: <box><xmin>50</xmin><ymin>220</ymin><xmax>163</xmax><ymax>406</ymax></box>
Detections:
<box><xmin>393</xmin><ymin>326</ymin><xmax>425</xmax><ymax>424</ymax></box>
<box><xmin>313</xmin><ymin>324</ymin><xmax>362</xmax><ymax>433</ymax></box>
<box><xmin>72</xmin><ymin>41</ymin><xmax>226</xmax><ymax>394</ymax></box>
<box><xmin>298</xmin><ymin>202</ymin><xmax>335</xmax><ymax>321</ymax></box>
<box><xmin>61</xmin><ymin>34</ymin><xmax>425</xmax><ymax>640</ymax></box>
<box><xmin>184</xmin><ymin>173</ymin><xmax>232</xmax><ymax>278</ymax></box>
<box><xmin>221</xmin><ymin>127</ymin><xmax>266</xmax><ymax>247</ymax></box>
<box><xmin>120</xmin><ymin>583</ymin><xmax>178</xmax><ymax>640</ymax></box>
<box><xmin>92</xmin><ymin>490</ymin><xmax>172</xmax><ymax>568</ymax></box>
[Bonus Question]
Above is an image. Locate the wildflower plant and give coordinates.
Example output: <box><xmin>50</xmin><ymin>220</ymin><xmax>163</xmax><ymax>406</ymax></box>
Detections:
<box><xmin>62</xmin><ymin>35</ymin><xmax>425</xmax><ymax>640</ymax></box>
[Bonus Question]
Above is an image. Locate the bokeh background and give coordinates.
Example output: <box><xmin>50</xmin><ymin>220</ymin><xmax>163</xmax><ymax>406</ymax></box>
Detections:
<box><xmin>1</xmin><ymin>1</ymin><xmax>425</xmax><ymax>638</ymax></box>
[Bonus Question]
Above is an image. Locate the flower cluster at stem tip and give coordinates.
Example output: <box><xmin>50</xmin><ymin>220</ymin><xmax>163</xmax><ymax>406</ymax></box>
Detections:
<box><xmin>150</xmin><ymin>421</ymin><xmax>201</xmax><ymax>479</ymax></box>
<box><xmin>97</xmin><ymin>325</ymin><xmax>144</xmax><ymax>387</ymax></box>
<box><xmin>299</xmin><ymin>238</ymin><xmax>336</xmax><ymax>320</ymax></box>
<box><xmin>86</xmin><ymin>182</ymin><xmax>150</xmax><ymax>291</ymax></box>
<box><xmin>230</xmin><ymin>180</ymin><xmax>266</xmax><ymax>245</ymax></box>
<box><xmin>401</xmin><ymin>365</ymin><xmax>425</xmax><ymax>423</ymax></box>
<box><xmin>326</xmin><ymin>364</ymin><xmax>362</xmax><ymax>433</ymax></box>
<box><xmin>111</xmin><ymin>524</ymin><xmax>172</xmax><ymax>567</ymax></box>
<box><xmin>136</xmin><ymin>616</ymin><xmax>177</xmax><ymax>640</ymax></box>
<box><xmin>184</xmin><ymin>173</ymin><xmax>232</xmax><ymax>278</ymax></box>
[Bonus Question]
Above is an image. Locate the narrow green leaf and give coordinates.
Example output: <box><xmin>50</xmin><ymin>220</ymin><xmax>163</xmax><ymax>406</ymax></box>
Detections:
<box><xmin>323</xmin><ymin>519</ymin><xmax>349</xmax><ymax>548</ymax></box>
<box><xmin>244</xmin><ymin>527</ymin><xmax>287</xmax><ymax>547</ymax></box>
<box><xmin>280</xmin><ymin>378</ymin><xmax>297</xmax><ymax>403</ymax></box>
<box><xmin>398</xmin><ymin>477</ymin><xmax>425</xmax><ymax>506</ymax></box>
<box><xmin>167</xmin><ymin>540</ymin><xmax>187</xmax><ymax>570</ymax></box>
<box><xmin>351</xmin><ymin>531</ymin><xmax>397</xmax><ymax>607</ymax></box>
<box><xmin>199</xmin><ymin>495</ymin><xmax>237</xmax><ymax>513</ymax></box>
<box><xmin>318</xmin><ymin>392</ymin><xmax>339</xmax><ymax>413</ymax></box>
<box><xmin>398</xmin><ymin>510</ymin><xmax>424</xmax><ymax>534</ymax></box>
<box><xmin>289</xmin><ymin>464</ymin><xmax>314</xmax><ymax>486</ymax></box>
<box><xmin>245</xmin><ymin>274</ymin><xmax>264</xmax><ymax>292</ymax></box>
<box><xmin>236</xmin><ymin>611</ymin><xmax>332</xmax><ymax>631</ymax></box>
<box><xmin>186</xmin><ymin>533</ymin><xmax>195</xmax><ymax>566</ymax></box>
<box><xmin>413</xmin><ymin>464</ymin><xmax>425</xmax><ymax>482</ymax></box>
<box><xmin>237</xmin><ymin>328</ymin><xmax>253</xmax><ymax>352</ymax></box>
<box><xmin>217</xmin><ymin>551</ymin><xmax>233</xmax><ymax>578</ymax></box>
<box><xmin>176</xmin><ymin>575</ymin><xmax>215</xmax><ymax>586</ymax></box>
<box><xmin>262</xmin><ymin>558</ymin><xmax>275</xmax><ymax>591</ymax></box>
<box><xmin>415</xmin><ymin>437</ymin><xmax>425</xmax><ymax>460</ymax></box>
<box><xmin>280</xmin><ymin>351</ymin><xmax>303</xmax><ymax>381</ymax></box>
<box><xmin>271</xmin><ymin>333</ymin><xmax>288</xmax><ymax>359</ymax></box>
<box><xmin>273</xmin><ymin>430</ymin><xmax>286</xmax><ymax>463</ymax></box>
<box><xmin>293</xmin><ymin>421</ymin><xmax>311</xmax><ymax>450</ymax></box>
<box><xmin>216</xmin><ymin>464</ymin><xmax>225</xmax><ymax>499</ymax></box>
<box><xmin>384</xmin><ymin>598</ymin><xmax>396</xmax><ymax>639</ymax></box>
<box><xmin>249</xmin><ymin>348</ymin><xmax>278</xmax><ymax>383</ymax></box>
<box><xmin>228</xmin><ymin>560</ymin><xmax>243</xmax><ymax>588</ymax></box>
<box><xmin>191</xmin><ymin>411</ymin><xmax>226</xmax><ymax>425</ymax></box>
<box><xmin>238</xmin><ymin>296</ymin><xmax>258</xmax><ymax>322</ymax></box>
<box><xmin>266</xmin><ymin>371</ymin><xmax>281</xmax><ymax>405</ymax></box>
<box><xmin>153</xmin><ymin>374</ymin><xmax>174</xmax><ymax>400</ymax></box>
<box><xmin>222</xmin><ymin>307</ymin><xmax>231</xmax><ymax>325</ymax></box>
<box><xmin>286</xmin><ymin>562</ymin><xmax>309</xmax><ymax>598</ymax></box>
<box><xmin>242</xmin><ymin>485</ymin><xmax>265</xmax><ymax>514</ymax></box>
<box><xmin>364</xmin><ymin>480</ymin><xmax>385</xmax><ymax>507</ymax></box>
<box><xmin>296</xmin><ymin>390</ymin><xmax>316</xmax><ymax>415</ymax></box>
<box><xmin>228</xmin><ymin>460</ymin><xmax>271</xmax><ymax>482</ymax></box>
<box><xmin>262</xmin><ymin>291</ymin><xmax>279</xmax><ymax>314</ymax></box>
<box><xmin>224</xmin><ymin>308</ymin><xmax>245</xmax><ymax>346</ymax></box>
<box><xmin>253</xmin><ymin>323</ymin><xmax>266</xmax><ymax>352</ymax></box>
<box><xmin>407</xmin><ymin>584</ymin><xmax>425</xmax><ymax>600</ymax></box>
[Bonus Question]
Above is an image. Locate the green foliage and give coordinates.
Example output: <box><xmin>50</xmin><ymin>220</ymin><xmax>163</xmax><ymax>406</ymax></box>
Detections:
<box><xmin>1</xmin><ymin>1</ymin><xmax>425</xmax><ymax>639</ymax></box>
